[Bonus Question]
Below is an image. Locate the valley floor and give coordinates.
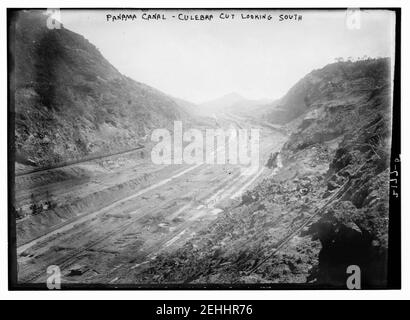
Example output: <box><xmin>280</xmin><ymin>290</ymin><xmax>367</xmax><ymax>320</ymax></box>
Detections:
<box><xmin>15</xmin><ymin>115</ymin><xmax>289</xmax><ymax>285</ymax></box>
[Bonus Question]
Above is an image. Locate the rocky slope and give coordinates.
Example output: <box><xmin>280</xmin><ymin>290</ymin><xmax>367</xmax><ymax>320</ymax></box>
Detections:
<box><xmin>264</xmin><ymin>58</ymin><xmax>391</xmax><ymax>125</ymax></box>
<box><xmin>131</xmin><ymin>58</ymin><xmax>393</xmax><ymax>288</ymax></box>
<box><xmin>11</xmin><ymin>10</ymin><xmax>191</xmax><ymax>167</ymax></box>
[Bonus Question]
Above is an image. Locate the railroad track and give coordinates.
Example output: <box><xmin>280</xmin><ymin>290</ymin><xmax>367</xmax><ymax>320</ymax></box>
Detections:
<box><xmin>246</xmin><ymin>162</ymin><xmax>366</xmax><ymax>274</ymax></box>
<box><xmin>18</xmin><ymin>118</ymin><xmax>285</xmax><ymax>284</ymax></box>
<box><xmin>20</xmin><ymin>163</ymin><xmax>246</xmax><ymax>283</ymax></box>
<box><xmin>16</xmin><ymin>162</ymin><xmax>201</xmax><ymax>254</ymax></box>
<box><xmin>104</xmin><ymin>168</ymin><xmax>258</xmax><ymax>282</ymax></box>
<box><xmin>15</xmin><ymin>145</ymin><xmax>144</xmax><ymax>177</ymax></box>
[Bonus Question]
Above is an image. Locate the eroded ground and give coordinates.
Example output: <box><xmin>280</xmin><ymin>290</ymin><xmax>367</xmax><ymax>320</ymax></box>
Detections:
<box><xmin>15</xmin><ymin>116</ymin><xmax>287</xmax><ymax>284</ymax></box>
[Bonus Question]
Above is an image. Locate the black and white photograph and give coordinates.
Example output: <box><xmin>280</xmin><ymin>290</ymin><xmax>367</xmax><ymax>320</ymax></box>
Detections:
<box><xmin>7</xmin><ymin>7</ymin><xmax>400</xmax><ymax>291</ymax></box>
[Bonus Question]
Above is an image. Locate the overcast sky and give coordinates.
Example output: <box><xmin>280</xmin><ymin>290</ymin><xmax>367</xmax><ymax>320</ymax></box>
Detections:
<box><xmin>60</xmin><ymin>9</ymin><xmax>395</xmax><ymax>104</ymax></box>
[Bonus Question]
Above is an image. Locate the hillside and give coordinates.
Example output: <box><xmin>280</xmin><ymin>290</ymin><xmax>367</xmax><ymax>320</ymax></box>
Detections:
<box><xmin>11</xmin><ymin>10</ymin><xmax>190</xmax><ymax>167</ymax></box>
<box><xmin>264</xmin><ymin>59</ymin><xmax>391</xmax><ymax>125</ymax></box>
<box><xmin>131</xmin><ymin>58</ymin><xmax>394</xmax><ymax>287</ymax></box>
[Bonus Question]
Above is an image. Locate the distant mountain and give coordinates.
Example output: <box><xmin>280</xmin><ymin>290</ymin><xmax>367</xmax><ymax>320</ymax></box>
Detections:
<box><xmin>199</xmin><ymin>92</ymin><xmax>273</xmax><ymax>115</ymax></box>
<box><xmin>11</xmin><ymin>10</ymin><xmax>192</xmax><ymax>166</ymax></box>
<box><xmin>199</xmin><ymin>92</ymin><xmax>245</xmax><ymax>114</ymax></box>
<box><xmin>227</xmin><ymin>98</ymin><xmax>278</xmax><ymax>119</ymax></box>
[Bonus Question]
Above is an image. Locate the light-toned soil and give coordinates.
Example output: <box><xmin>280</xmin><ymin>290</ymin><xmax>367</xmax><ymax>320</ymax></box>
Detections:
<box><xmin>16</xmin><ymin>116</ymin><xmax>287</xmax><ymax>284</ymax></box>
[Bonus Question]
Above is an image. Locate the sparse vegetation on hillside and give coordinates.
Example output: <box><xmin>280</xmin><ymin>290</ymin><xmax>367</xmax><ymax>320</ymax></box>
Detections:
<box><xmin>263</xmin><ymin>58</ymin><xmax>391</xmax><ymax>125</ymax></box>
<box><xmin>12</xmin><ymin>10</ymin><xmax>191</xmax><ymax>167</ymax></box>
<box><xmin>130</xmin><ymin>58</ymin><xmax>393</xmax><ymax>287</ymax></box>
